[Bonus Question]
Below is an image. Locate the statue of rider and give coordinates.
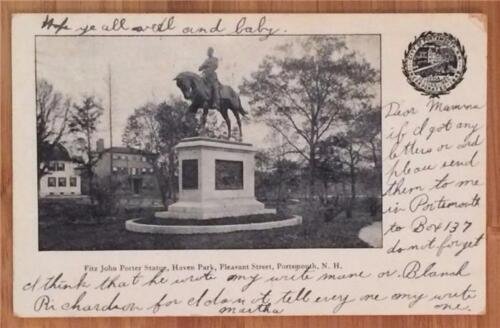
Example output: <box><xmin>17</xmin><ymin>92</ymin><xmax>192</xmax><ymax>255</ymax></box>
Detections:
<box><xmin>198</xmin><ymin>47</ymin><xmax>221</xmax><ymax>110</ymax></box>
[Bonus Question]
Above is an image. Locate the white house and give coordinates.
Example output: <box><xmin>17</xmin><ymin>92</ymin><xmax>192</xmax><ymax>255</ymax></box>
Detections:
<box><xmin>39</xmin><ymin>144</ymin><xmax>81</xmax><ymax>197</ymax></box>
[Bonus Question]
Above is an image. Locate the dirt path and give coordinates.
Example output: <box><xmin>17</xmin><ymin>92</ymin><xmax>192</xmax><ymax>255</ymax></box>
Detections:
<box><xmin>358</xmin><ymin>221</ymin><xmax>382</xmax><ymax>247</ymax></box>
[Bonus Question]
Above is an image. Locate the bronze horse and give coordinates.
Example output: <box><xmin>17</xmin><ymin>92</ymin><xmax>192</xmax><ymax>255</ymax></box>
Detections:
<box><xmin>174</xmin><ymin>71</ymin><xmax>247</xmax><ymax>140</ymax></box>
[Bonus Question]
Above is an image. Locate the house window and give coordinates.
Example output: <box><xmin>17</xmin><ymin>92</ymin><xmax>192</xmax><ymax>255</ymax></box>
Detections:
<box><xmin>58</xmin><ymin>177</ymin><xmax>66</xmax><ymax>187</ymax></box>
<box><xmin>56</xmin><ymin>162</ymin><xmax>65</xmax><ymax>171</ymax></box>
<box><xmin>48</xmin><ymin>177</ymin><xmax>56</xmax><ymax>187</ymax></box>
<box><xmin>113</xmin><ymin>167</ymin><xmax>118</xmax><ymax>172</ymax></box>
<box><xmin>132</xmin><ymin>167</ymin><xmax>137</xmax><ymax>175</ymax></box>
<box><xmin>70</xmin><ymin>177</ymin><xmax>77</xmax><ymax>187</ymax></box>
<box><xmin>47</xmin><ymin>162</ymin><xmax>56</xmax><ymax>171</ymax></box>
<box><xmin>142</xmin><ymin>168</ymin><xmax>147</xmax><ymax>173</ymax></box>
<box><xmin>149</xmin><ymin>168</ymin><xmax>154</xmax><ymax>173</ymax></box>
<box><xmin>142</xmin><ymin>156</ymin><xmax>147</xmax><ymax>162</ymax></box>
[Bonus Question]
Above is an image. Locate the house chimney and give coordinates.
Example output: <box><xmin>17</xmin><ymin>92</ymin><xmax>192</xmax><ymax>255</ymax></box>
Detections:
<box><xmin>96</xmin><ymin>138</ymin><xmax>105</xmax><ymax>152</ymax></box>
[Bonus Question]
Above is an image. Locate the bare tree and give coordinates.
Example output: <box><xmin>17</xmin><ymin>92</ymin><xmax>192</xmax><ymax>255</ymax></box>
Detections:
<box><xmin>68</xmin><ymin>96</ymin><xmax>103</xmax><ymax>204</ymax></box>
<box><xmin>36</xmin><ymin>79</ymin><xmax>71</xmax><ymax>191</ymax></box>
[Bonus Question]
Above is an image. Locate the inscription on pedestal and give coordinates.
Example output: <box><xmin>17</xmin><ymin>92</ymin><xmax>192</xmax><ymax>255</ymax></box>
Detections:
<box><xmin>215</xmin><ymin>160</ymin><xmax>243</xmax><ymax>190</ymax></box>
<box><xmin>182</xmin><ymin>159</ymin><xmax>198</xmax><ymax>190</ymax></box>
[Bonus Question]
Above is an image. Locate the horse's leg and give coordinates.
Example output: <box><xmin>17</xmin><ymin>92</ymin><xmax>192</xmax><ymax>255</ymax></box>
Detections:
<box><xmin>234</xmin><ymin>110</ymin><xmax>242</xmax><ymax>141</ymax></box>
<box><xmin>187</xmin><ymin>103</ymin><xmax>197</xmax><ymax>116</ymax></box>
<box><xmin>220</xmin><ymin>108</ymin><xmax>231</xmax><ymax>140</ymax></box>
<box><xmin>200</xmin><ymin>105</ymin><xmax>209</xmax><ymax>136</ymax></box>
<box><xmin>185</xmin><ymin>103</ymin><xmax>199</xmax><ymax>135</ymax></box>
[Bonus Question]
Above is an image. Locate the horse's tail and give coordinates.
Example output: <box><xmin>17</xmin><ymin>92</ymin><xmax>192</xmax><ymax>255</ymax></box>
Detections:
<box><xmin>226</xmin><ymin>86</ymin><xmax>248</xmax><ymax>116</ymax></box>
<box><xmin>237</xmin><ymin>97</ymin><xmax>248</xmax><ymax>116</ymax></box>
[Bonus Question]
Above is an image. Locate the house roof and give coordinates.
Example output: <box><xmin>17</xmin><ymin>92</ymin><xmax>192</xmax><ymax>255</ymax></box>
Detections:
<box><xmin>45</xmin><ymin>143</ymin><xmax>72</xmax><ymax>161</ymax></box>
<box><xmin>100</xmin><ymin>146</ymin><xmax>157</xmax><ymax>156</ymax></box>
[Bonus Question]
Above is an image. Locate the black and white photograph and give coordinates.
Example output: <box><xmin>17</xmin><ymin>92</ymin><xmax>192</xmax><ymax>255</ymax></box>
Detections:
<box><xmin>36</xmin><ymin>34</ymin><xmax>382</xmax><ymax>250</ymax></box>
<box><xmin>12</xmin><ymin>13</ymin><xmax>488</xmax><ymax>317</ymax></box>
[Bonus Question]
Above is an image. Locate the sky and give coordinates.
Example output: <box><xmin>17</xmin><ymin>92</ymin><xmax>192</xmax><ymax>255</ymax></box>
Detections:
<box><xmin>36</xmin><ymin>35</ymin><xmax>380</xmax><ymax>150</ymax></box>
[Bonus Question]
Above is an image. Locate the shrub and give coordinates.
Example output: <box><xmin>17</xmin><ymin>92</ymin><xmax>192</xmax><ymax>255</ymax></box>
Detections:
<box><xmin>92</xmin><ymin>181</ymin><xmax>120</xmax><ymax>218</ymax></box>
<box><xmin>38</xmin><ymin>198</ymin><xmax>93</xmax><ymax>225</ymax></box>
<box><xmin>360</xmin><ymin>196</ymin><xmax>382</xmax><ymax>219</ymax></box>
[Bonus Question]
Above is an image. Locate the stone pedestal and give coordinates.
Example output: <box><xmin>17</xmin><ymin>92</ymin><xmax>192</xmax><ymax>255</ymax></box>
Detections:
<box><xmin>156</xmin><ymin>137</ymin><xmax>275</xmax><ymax>220</ymax></box>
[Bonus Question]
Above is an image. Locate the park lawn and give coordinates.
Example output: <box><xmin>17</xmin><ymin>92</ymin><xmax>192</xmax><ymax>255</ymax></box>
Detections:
<box><xmin>38</xmin><ymin>202</ymin><xmax>379</xmax><ymax>250</ymax></box>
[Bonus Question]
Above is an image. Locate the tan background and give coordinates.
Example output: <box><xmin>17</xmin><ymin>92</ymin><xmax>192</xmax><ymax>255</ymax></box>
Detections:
<box><xmin>1</xmin><ymin>1</ymin><xmax>498</xmax><ymax>327</ymax></box>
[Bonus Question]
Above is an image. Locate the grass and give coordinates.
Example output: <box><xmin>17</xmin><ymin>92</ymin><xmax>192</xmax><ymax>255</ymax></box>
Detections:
<box><xmin>38</xmin><ymin>199</ymin><xmax>380</xmax><ymax>250</ymax></box>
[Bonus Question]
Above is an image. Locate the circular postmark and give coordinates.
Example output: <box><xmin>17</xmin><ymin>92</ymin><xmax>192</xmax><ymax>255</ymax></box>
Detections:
<box><xmin>402</xmin><ymin>32</ymin><xmax>467</xmax><ymax>98</ymax></box>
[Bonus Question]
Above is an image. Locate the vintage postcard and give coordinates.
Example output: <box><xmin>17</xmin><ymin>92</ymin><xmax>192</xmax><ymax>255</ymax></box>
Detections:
<box><xmin>12</xmin><ymin>14</ymin><xmax>486</xmax><ymax>316</ymax></box>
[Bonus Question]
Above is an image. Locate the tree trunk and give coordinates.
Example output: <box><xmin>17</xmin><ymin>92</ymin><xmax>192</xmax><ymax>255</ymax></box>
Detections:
<box><xmin>86</xmin><ymin>134</ymin><xmax>95</xmax><ymax>206</ymax></box>
<box><xmin>322</xmin><ymin>180</ymin><xmax>329</xmax><ymax>205</ymax></box>
<box><xmin>168</xmin><ymin>152</ymin><xmax>177</xmax><ymax>201</ymax></box>
<box><xmin>276</xmin><ymin>171</ymin><xmax>284</xmax><ymax>209</ymax></box>
<box><xmin>370</xmin><ymin>139</ymin><xmax>380</xmax><ymax>172</ymax></box>
<box><xmin>87</xmin><ymin>169</ymin><xmax>94</xmax><ymax>204</ymax></box>
<box><xmin>341</xmin><ymin>180</ymin><xmax>347</xmax><ymax>213</ymax></box>
<box><xmin>155</xmin><ymin>166</ymin><xmax>168</xmax><ymax>208</ymax></box>
<box><xmin>308</xmin><ymin>148</ymin><xmax>316</xmax><ymax>199</ymax></box>
<box><xmin>346</xmin><ymin>162</ymin><xmax>356</xmax><ymax>219</ymax></box>
<box><xmin>350</xmin><ymin>164</ymin><xmax>356</xmax><ymax>199</ymax></box>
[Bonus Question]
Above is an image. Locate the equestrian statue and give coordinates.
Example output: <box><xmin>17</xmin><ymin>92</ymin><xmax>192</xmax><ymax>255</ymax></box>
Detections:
<box><xmin>174</xmin><ymin>47</ymin><xmax>247</xmax><ymax>140</ymax></box>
